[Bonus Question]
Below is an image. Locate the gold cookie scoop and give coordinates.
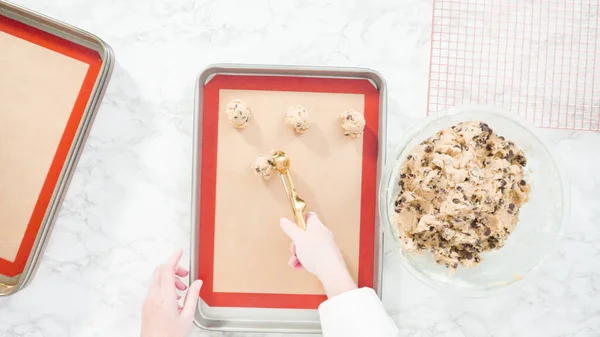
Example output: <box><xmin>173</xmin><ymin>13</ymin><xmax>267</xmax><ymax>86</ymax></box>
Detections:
<box><xmin>270</xmin><ymin>150</ymin><xmax>307</xmax><ymax>230</ymax></box>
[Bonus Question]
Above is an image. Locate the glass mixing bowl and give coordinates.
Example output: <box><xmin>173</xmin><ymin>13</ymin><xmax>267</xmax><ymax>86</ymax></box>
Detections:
<box><xmin>379</xmin><ymin>105</ymin><xmax>570</xmax><ymax>297</ymax></box>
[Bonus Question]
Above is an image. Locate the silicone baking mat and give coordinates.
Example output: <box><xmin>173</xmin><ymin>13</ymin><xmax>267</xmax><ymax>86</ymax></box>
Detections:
<box><xmin>198</xmin><ymin>75</ymin><xmax>378</xmax><ymax>309</ymax></box>
<box><xmin>428</xmin><ymin>0</ymin><xmax>600</xmax><ymax>130</ymax></box>
<box><xmin>0</xmin><ymin>15</ymin><xmax>102</xmax><ymax>277</ymax></box>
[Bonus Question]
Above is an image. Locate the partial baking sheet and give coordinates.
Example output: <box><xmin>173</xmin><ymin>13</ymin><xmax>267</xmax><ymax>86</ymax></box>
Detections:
<box><xmin>0</xmin><ymin>2</ymin><xmax>113</xmax><ymax>293</ymax></box>
<box><xmin>191</xmin><ymin>64</ymin><xmax>387</xmax><ymax>333</ymax></box>
<box><xmin>0</xmin><ymin>27</ymin><xmax>90</xmax><ymax>264</ymax></box>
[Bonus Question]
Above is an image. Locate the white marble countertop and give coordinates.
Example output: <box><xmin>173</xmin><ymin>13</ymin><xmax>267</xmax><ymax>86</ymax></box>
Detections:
<box><xmin>1</xmin><ymin>0</ymin><xmax>599</xmax><ymax>336</ymax></box>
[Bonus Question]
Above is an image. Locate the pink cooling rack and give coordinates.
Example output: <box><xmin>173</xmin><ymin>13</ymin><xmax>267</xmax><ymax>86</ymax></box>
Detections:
<box><xmin>428</xmin><ymin>0</ymin><xmax>600</xmax><ymax>131</ymax></box>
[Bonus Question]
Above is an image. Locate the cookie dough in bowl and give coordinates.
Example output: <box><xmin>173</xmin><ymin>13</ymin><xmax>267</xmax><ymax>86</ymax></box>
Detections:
<box><xmin>394</xmin><ymin>121</ymin><xmax>531</xmax><ymax>275</ymax></box>
<box><xmin>379</xmin><ymin>105</ymin><xmax>569</xmax><ymax>297</ymax></box>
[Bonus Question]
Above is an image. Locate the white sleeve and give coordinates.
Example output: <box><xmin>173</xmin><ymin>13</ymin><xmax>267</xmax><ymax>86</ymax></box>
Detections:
<box><xmin>318</xmin><ymin>287</ymin><xmax>399</xmax><ymax>337</ymax></box>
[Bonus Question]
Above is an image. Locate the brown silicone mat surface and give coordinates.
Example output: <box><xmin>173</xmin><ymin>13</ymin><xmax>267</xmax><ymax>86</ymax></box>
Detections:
<box><xmin>213</xmin><ymin>89</ymin><xmax>365</xmax><ymax>295</ymax></box>
<box><xmin>0</xmin><ymin>31</ymin><xmax>89</xmax><ymax>263</ymax></box>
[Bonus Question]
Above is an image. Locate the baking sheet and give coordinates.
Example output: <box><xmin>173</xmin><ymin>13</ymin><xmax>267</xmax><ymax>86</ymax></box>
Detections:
<box><xmin>0</xmin><ymin>14</ymin><xmax>103</xmax><ymax>277</ymax></box>
<box><xmin>198</xmin><ymin>74</ymin><xmax>379</xmax><ymax>309</ymax></box>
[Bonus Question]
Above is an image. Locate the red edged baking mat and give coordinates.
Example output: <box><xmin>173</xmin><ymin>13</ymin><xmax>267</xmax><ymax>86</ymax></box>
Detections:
<box><xmin>198</xmin><ymin>74</ymin><xmax>379</xmax><ymax>309</ymax></box>
<box><xmin>0</xmin><ymin>15</ymin><xmax>102</xmax><ymax>277</ymax></box>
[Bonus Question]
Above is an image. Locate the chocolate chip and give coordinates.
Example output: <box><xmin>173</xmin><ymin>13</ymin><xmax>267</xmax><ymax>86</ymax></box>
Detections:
<box><xmin>400</xmin><ymin>173</ymin><xmax>406</xmax><ymax>179</ymax></box>
<box><xmin>516</xmin><ymin>155</ymin><xmax>527</xmax><ymax>167</ymax></box>
<box><xmin>407</xmin><ymin>155</ymin><xmax>413</xmax><ymax>160</ymax></box>
<box><xmin>400</xmin><ymin>197</ymin><xmax>406</xmax><ymax>203</ymax></box>
<box><xmin>470</xmin><ymin>220</ymin><xmax>478</xmax><ymax>228</ymax></box>
<box><xmin>465</xmin><ymin>252</ymin><xmax>473</xmax><ymax>259</ymax></box>
<box><xmin>508</xmin><ymin>203</ymin><xmax>515</xmax><ymax>210</ymax></box>
<box><xmin>503</xmin><ymin>168</ymin><xmax>508</xmax><ymax>173</ymax></box>
<box><xmin>486</xmin><ymin>144</ymin><xmax>493</xmax><ymax>151</ymax></box>
<box><xmin>520</xmin><ymin>179</ymin><xmax>526</xmax><ymax>186</ymax></box>
<box><xmin>452</xmin><ymin>198</ymin><xmax>460</xmax><ymax>203</ymax></box>
<box><xmin>499</xmin><ymin>199</ymin><xmax>505</xmax><ymax>205</ymax></box>
<box><xmin>425</xmin><ymin>146</ymin><xmax>433</xmax><ymax>153</ymax></box>
<box><xmin>489</xmin><ymin>242</ymin><xmax>496</xmax><ymax>249</ymax></box>
<box><xmin>484</xmin><ymin>228</ymin><xmax>491</xmax><ymax>236</ymax></box>
<box><xmin>415</xmin><ymin>204</ymin><xmax>422</xmax><ymax>212</ymax></box>
<box><xmin>456</xmin><ymin>186</ymin><xmax>463</xmax><ymax>191</ymax></box>
<box><xmin>409</xmin><ymin>173</ymin><xmax>415</xmax><ymax>178</ymax></box>
<box><xmin>499</xmin><ymin>136</ymin><xmax>505</xmax><ymax>140</ymax></box>
<box><xmin>399</xmin><ymin>181</ymin><xmax>404</xmax><ymax>187</ymax></box>
<box><xmin>500</xmin><ymin>179</ymin><xmax>507</xmax><ymax>186</ymax></box>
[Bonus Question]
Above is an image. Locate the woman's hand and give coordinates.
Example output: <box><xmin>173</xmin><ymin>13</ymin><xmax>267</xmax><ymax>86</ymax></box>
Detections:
<box><xmin>141</xmin><ymin>249</ymin><xmax>202</xmax><ymax>337</ymax></box>
<box><xmin>280</xmin><ymin>212</ymin><xmax>357</xmax><ymax>298</ymax></box>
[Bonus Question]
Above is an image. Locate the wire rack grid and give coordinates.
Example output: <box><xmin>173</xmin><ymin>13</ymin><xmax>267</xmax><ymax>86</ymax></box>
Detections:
<box><xmin>428</xmin><ymin>0</ymin><xmax>600</xmax><ymax>131</ymax></box>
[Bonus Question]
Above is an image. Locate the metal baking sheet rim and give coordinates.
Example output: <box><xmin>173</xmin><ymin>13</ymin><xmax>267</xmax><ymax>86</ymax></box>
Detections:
<box><xmin>190</xmin><ymin>63</ymin><xmax>388</xmax><ymax>333</ymax></box>
<box><xmin>0</xmin><ymin>0</ymin><xmax>115</xmax><ymax>296</ymax></box>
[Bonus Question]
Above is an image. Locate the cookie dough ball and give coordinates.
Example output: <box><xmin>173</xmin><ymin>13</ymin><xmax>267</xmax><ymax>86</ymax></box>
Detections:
<box><xmin>285</xmin><ymin>105</ymin><xmax>310</xmax><ymax>134</ymax></box>
<box><xmin>251</xmin><ymin>155</ymin><xmax>275</xmax><ymax>180</ymax></box>
<box><xmin>340</xmin><ymin>109</ymin><xmax>366</xmax><ymax>138</ymax></box>
<box><xmin>226</xmin><ymin>99</ymin><xmax>251</xmax><ymax>129</ymax></box>
<box><xmin>393</xmin><ymin>121</ymin><xmax>531</xmax><ymax>274</ymax></box>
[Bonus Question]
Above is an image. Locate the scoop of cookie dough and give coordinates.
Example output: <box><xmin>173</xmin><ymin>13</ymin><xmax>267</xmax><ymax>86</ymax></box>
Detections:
<box><xmin>393</xmin><ymin>121</ymin><xmax>531</xmax><ymax>274</ymax></box>
<box><xmin>340</xmin><ymin>109</ymin><xmax>366</xmax><ymax>138</ymax></box>
<box><xmin>251</xmin><ymin>155</ymin><xmax>275</xmax><ymax>180</ymax></box>
<box><xmin>226</xmin><ymin>99</ymin><xmax>251</xmax><ymax>129</ymax></box>
<box><xmin>285</xmin><ymin>105</ymin><xmax>310</xmax><ymax>134</ymax></box>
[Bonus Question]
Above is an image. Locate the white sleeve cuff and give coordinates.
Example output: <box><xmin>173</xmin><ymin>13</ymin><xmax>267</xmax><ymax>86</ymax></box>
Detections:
<box><xmin>318</xmin><ymin>287</ymin><xmax>399</xmax><ymax>337</ymax></box>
